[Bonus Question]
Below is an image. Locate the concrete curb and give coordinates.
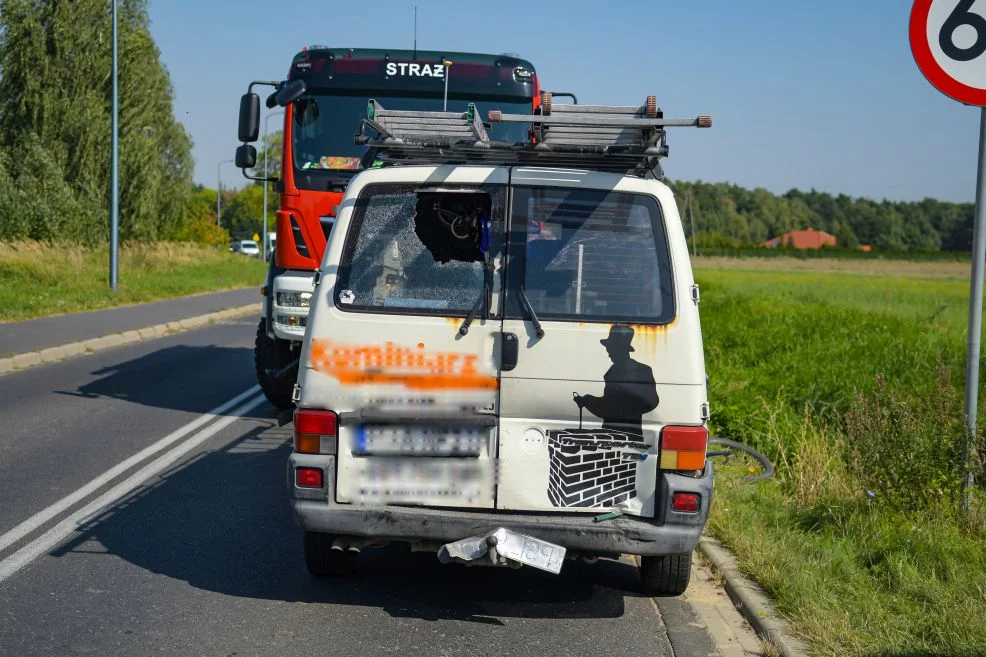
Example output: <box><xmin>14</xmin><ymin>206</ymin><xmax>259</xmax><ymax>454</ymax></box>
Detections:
<box><xmin>697</xmin><ymin>537</ymin><xmax>810</xmax><ymax>657</ymax></box>
<box><xmin>0</xmin><ymin>303</ymin><xmax>260</xmax><ymax>377</ymax></box>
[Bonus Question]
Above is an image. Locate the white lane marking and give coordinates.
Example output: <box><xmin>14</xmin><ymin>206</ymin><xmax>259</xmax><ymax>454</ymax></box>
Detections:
<box><xmin>0</xmin><ymin>392</ymin><xmax>266</xmax><ymax>584</ymax></box>
<box><xmin>0</xmin><ymin>385</ymin><xmax>261</xmax><ymax>555</ymax></box>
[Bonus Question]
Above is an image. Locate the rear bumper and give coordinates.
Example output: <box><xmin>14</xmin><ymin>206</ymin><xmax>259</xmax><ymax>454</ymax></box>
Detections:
<box><xmin>290</xmin><ymin>460</ymin><xmax>713</xmax><ymax>556</ymax></box>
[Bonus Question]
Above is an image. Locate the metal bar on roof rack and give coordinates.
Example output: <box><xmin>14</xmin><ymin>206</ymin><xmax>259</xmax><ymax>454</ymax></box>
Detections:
<box><xmin>488</xmin><ymin>112</ymin><xmax>712</xmax><ymax>128</ymax></box>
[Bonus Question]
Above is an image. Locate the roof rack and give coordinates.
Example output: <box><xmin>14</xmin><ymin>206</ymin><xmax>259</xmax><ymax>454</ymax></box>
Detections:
<box><xmin>355</xmin><ymin>92</ymin><xmax>712</xmax><ymax>178</ymax></box>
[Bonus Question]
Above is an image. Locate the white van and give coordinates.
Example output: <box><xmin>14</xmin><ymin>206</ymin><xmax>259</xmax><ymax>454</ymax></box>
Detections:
<box><xmin>289</xmin><ymin>97</ymin><xmax>713</xmax><ymax>595</ymax></box>
<box><xmin>231</xmin><ymin>239</ymin><xmax>260</xmax><ymax>257</ymax></box>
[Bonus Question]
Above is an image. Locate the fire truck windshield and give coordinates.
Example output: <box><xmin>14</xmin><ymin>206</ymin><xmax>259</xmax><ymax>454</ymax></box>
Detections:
<box><xmin>291</xmin><ymin>93</ymin><xmax>533</xmax><ymax>174</ymax></box>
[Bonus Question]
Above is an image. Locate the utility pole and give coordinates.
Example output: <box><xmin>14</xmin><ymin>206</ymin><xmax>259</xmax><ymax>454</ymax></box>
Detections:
<box><xmin>217</xmin><ymin>159</ymin><xmax>233</xmax><ymax>227</ymax></box>
<box><xmin>109</xmin><ymin>0</ymin><xmax>119</xmax><ymax>290</ymax></box>
<box><xmin>687</xmin><ymin>192</ymin><xmax>697</xmax><ymax>257</ymax></box>
<box><xmin>216</xmin><ymin>161</ymin><xmax>221</xmax><ymax>227</ymax></box>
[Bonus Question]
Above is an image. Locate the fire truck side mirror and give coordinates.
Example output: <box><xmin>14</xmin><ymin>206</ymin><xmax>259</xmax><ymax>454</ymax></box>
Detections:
<box><xmin>274</xmin><ymin>79</ymin><xmax>306</xmax><ymax>107</ymax></box>
<box><xmin>238</xmin><ymin>93</ymin><xmax>260</xmax><ymax>143</ymax></box>
<box><xmin>235</xmin><ymin>144</ymin><xmax>257</xmax><ymax>170</ymax></box>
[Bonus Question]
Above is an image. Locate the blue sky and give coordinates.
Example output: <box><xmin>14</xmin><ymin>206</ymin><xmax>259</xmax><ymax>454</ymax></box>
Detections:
<box><xmin>148</xmin><ymin>0</ymin><xmax>982</xmax><ymax>203</ymax></box>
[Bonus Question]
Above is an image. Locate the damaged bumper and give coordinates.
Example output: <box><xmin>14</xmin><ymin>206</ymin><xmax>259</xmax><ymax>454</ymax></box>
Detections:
<box><xmin>291</xmin><ymin>462</ymin><xmax>712</xmax><ymax>557</ymax></box>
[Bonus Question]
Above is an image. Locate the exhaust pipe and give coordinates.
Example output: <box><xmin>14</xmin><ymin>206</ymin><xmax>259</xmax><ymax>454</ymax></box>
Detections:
<box><xmin>330</xmin><ymin>538</ymin><xmax>363</xmax><ymax>553</ymax></box>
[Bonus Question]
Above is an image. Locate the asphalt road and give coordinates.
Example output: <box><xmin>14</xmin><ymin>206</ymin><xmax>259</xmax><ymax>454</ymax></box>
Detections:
<box><xmin>0</xmin><ymin>316</ymin><xmax>724</xmax><ymax>657</ymax></box>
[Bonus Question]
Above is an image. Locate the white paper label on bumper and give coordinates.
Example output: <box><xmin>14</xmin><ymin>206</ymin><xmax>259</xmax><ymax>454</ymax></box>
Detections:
<box><xmin>349</xmin><ymin>458</ymin><xmax>493</xmax><ymax>504</ymax></box>
<box><xmin>493</xmin><ymin>528</ymin><xmax>566</xmax><ymax>574</ymax></box>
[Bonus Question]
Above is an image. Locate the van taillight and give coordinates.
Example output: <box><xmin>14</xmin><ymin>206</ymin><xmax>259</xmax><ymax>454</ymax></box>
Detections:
<box><xmin>295</xmin><ymin>467</ymin><xmax>324</xmax><ymax>488</ymax></box>
<box><xmin>294</xmin><ymin>409</ymin><xmax>337</xmax><ymax>454</ymax></box>
<box><xmin>659</xmin><ymin>426</ymin><xmax>708</xmax><ymax>471</ymax></box>
<box><xmin>671</xmin><ymin>492</ymin><xmax>701</xmax><ymax>513</ymax></box>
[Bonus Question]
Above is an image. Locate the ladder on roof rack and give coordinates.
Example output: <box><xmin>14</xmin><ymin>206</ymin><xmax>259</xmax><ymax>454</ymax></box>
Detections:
<box><xmin>355</xmin><ymin>92</ymin><xmax>712</xmax><ymax>178</ymax></box>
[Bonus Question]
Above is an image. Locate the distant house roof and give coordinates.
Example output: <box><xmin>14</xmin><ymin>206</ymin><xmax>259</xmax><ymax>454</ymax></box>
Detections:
<box><xmin>762</xmin><ymin>227</ymin><xmax>837</xmax><ymax>250</ymax></box>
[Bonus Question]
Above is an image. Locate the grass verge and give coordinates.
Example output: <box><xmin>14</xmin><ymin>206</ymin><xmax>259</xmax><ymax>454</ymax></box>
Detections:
<box><xmin>0</xmin><ymin>241</ymin><xmax>266</xmax><ymax>322</ymax></box>
<box><xmin>697</xmin><ymin>260</ymin><xmax>986</xmax><ymax>657</ymax></box>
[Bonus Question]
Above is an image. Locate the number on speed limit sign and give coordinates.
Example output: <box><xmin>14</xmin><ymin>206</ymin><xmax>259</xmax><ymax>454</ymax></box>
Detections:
<box><xmin>910</xmin><ymin>0</ymin><xmax>986</xmax><ymax>105</ymax></box>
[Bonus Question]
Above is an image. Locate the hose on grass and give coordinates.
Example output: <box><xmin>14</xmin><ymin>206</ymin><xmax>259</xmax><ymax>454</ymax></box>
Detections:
<box><xmin>707</xmin><ymin>437</ymin><xmax>775</xmax><ymax>482</ymax></box>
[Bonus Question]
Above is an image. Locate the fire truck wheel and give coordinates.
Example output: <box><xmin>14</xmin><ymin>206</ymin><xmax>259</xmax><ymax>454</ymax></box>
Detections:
<box><xmin>304</xmin><ymin>532</ymin><xmax>359</xmax><ymax>576</ymax></box>
<box><xmin>640</xmin><ymin>552</ymin><xmax>691</xmax><ymax>596</ymax></box>
<box><xmin>254</xmin><ymin>318</ymin><xmax>297</xmax><ymax>409</ymax></box>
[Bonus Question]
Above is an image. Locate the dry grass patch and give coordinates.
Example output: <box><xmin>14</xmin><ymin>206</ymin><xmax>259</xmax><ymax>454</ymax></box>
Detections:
<box><xmin>0</xmin><ymin>240</ymin><xmax>266</xmax><ymax>321</ymax></box>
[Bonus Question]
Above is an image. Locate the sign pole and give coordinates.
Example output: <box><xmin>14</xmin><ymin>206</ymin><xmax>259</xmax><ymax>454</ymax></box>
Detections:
<box><xmin>964</xmin><ymin>106</ymin><xmax>986</xmax><ymax>510</ymax></box>
<box><xmin>910</xmin><ymin>0</ymin><xmax>986</xmax><ymax>511</ymax></box>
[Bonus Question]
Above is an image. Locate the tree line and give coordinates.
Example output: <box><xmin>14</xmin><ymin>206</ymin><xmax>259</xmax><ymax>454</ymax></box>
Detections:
<box><xmin>669</xmin><ymin>180</ymin><xmax>976</xmax><ymax>252</ymax></box>
<box><xmin>217</xmin><ymin>168</ymin><xmax>980</xmax><ymax>253</ymax></box>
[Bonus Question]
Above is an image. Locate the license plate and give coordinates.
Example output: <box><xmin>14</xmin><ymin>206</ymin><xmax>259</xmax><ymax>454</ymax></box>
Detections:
<box><xmin>492</xmin><ymin>528</ymin><xmax>566</xmax><ymax>574</ymax></box>
<box><xmin>355</xmin><ymin>426</ymin><xmax>484</xmax><ymax>456</ymax></box>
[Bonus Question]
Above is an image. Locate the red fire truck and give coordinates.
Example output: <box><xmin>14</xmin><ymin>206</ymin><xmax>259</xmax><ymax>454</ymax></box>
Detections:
<box><xmin>235</xmin><ymin>48</ymin><xmax>556</xmax><ymax>408</ymax></box>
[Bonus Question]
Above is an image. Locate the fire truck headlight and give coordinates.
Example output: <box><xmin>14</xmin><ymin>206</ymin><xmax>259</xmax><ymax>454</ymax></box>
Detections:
<box><xmin>275</xmin><ymin>292</ymin><xmax>312</xmax><ymax>309</ymax></box>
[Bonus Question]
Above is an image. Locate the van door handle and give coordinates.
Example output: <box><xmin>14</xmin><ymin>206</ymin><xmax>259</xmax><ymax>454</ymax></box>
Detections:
<box><xmin>501</xmin><ymin>333</ymin><xmax>519</xmax><ymax>371</ymax></box>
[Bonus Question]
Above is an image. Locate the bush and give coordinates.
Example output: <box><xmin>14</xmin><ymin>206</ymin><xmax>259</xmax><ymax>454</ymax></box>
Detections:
<box><xmin>845</xmin><ymin>363</ymin><xmax>973</xmax><ymax>513</ymax></box>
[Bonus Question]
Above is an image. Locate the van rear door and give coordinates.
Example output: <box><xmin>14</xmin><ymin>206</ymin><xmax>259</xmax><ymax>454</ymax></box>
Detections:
<box><xmin>302</xmin><ymin>167</ymin><xmax>508</xmax><ymax>509</ymax></box>
<box><xmin>495</xmin><ymin>170</ymin><xmax>704</xmax><ymax>517</ymax></box>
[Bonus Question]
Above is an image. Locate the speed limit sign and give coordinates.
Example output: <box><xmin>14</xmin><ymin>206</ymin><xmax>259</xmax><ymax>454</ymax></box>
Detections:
<box><xmin>911</xmin><ymin>1</ymin><xmax>986</xmax><ymax>507</ymax></box>
<box><xmin>910</xmin><ymin>0</ymin><xmax>986</xmax><ymax>105</ymax></box>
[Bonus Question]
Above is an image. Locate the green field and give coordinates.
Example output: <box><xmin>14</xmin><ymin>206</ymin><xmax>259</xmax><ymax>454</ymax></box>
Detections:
<box><xmin>696</xmin><ymin>256</ymin><xmax>986</xmax><ymax>657</ymax></box>
<box><xmin>0</xmin><ymin>241</ymin><xmax>267</xmax><ymax>322</ymax></box>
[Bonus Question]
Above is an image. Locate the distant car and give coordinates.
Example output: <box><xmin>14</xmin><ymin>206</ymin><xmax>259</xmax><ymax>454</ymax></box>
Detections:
<box><xmin>231</xmin><ymin>240</ymin><xmax>260</xmax><ymax>257</ymax></box>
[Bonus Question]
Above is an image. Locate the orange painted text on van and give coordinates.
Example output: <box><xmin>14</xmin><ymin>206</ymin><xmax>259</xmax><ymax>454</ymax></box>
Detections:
<box><xmin>308</xmin><ymin>339</ymin><xmax>497</xmax><ymax>391</ymax></box>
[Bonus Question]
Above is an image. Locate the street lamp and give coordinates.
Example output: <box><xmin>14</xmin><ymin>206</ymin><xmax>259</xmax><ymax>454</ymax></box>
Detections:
<box><xmin>216</xmin><ymin>159</ymin><xmax>234</xmax><ymax>227</ymax></box>
<box><xmin>109</xmin><ymin>0</ymin><xmax>119</xmax><ymax>290</ymax></box>
<box><xmin>262</xmin><ymin>111</ymin><xmax>284</xmax><ymax>262</ymax></box>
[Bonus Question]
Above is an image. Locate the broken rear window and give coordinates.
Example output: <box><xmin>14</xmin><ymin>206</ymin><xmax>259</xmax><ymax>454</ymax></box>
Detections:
<box><xmin>335</xmin><ymin>184</ymin><xmax>505</xmax><ymax>316</ymax></box>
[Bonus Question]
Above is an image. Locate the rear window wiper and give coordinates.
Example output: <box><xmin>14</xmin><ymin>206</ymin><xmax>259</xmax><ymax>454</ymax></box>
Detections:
<box><xmin>518</xmin><ymin>285</ymin><xmax>545</xmax><ymax>338</ymax></box>
<box><xmin>459</xmin><ymin>218</ymin><xmax>493</xmax><ymax>336</ymax></box>
<box><xmin>458</xmin><ymin>266</ymin><xmax>491</xmax><ymax>336</ymax></box>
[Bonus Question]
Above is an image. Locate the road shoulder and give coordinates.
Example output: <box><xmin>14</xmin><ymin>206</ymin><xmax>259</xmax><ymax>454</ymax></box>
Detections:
<box><xmin>698</xmin><ymin>537</ymin><xmax>810</xmax><ymax>657</ymax></box>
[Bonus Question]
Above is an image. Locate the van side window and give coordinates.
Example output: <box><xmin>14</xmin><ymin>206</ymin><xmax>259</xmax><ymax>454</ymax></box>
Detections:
<box><xmin>335</xmin><ymin>184</ymin><xmax>505</xmax><ymax>316</ymax></box>
<box><xmin>509</xmin><ymin>188</ymin><xmax>674</xmax><ymax>324</ymax></box>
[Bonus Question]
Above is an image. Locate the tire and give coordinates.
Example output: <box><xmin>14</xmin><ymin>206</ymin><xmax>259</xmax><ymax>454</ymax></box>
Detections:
<box><xmin>640</xmin><ymin>552</ymin><xmax>692</xmax><ymax>596</ymax></box>
<box><xmin>254</xmin><ymin>318</ymin><xmax>297</xmax><ymax>409</ymax></box>
<box><xmin>304</xmin><ymin>532</ymin><xmax>359</xmax><ymax>577</ymax></box>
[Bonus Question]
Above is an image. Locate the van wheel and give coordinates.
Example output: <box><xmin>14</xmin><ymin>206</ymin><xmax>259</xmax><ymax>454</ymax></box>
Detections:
<box><xmin>304</xmin><ymin>532</ymin><xmax>359</xmax><ymax>577</ymax></box>
<box><xmin>254</xmin><ymin>319</ymin><xmax>296</xmax><ymax>409</ymax></box>
<box><xmin>640</xmin><ymin>553</ymin><xmax>691</xmax><ymax>596</ymax></box>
